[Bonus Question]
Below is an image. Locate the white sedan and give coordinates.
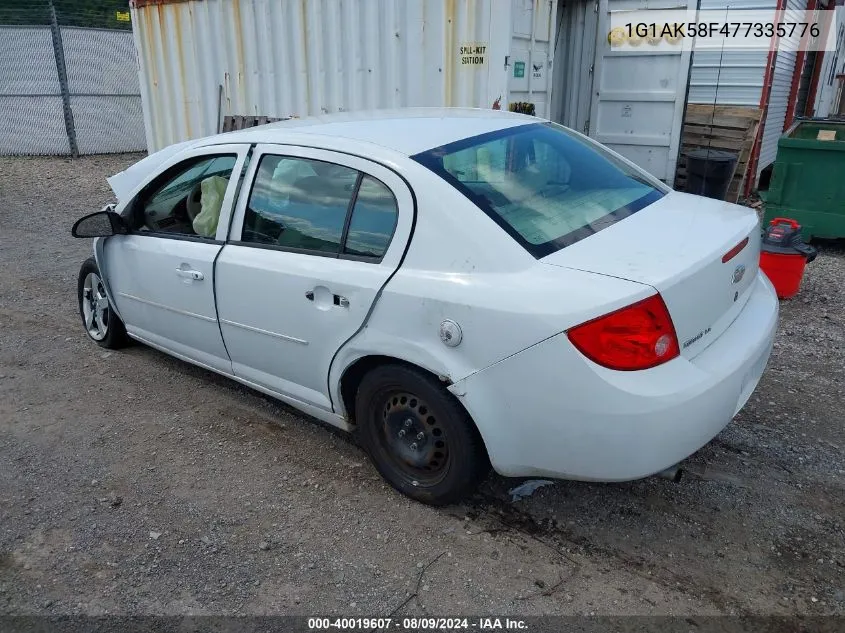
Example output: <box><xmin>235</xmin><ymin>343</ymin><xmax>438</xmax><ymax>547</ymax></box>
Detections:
<box><xmin>72</xmin><ymin>108</ymin><xmax>778</xmax><ymax>505</ymax></box>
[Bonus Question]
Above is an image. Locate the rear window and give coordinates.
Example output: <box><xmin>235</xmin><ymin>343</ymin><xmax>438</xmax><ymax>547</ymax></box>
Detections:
<box><xmin>412</xmin><ymin>122</ymin><xmax>666</xmax><ymax>258</ymax></box>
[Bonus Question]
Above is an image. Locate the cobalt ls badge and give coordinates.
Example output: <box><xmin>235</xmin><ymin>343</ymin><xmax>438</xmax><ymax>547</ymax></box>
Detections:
<box><xmin>732</xmin><ymin>264</ymin><xmax>746</xmax><ymax>285</ymax></box>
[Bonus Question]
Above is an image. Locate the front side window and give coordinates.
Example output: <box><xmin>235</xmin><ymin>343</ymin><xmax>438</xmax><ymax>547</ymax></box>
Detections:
<box><xmin>241</xmin><ymin>155</ymin><xmax>398</xmax><ymax>260</ymax></box>
<box><xmin>133</xmin><ymin>155</ymin><xmax>237</xmax><ymax>237</ymax></box>
<box><xmin>412</xmin><ymin>123</ymin><xmax>665</xmax><ymax>257</ymax></box>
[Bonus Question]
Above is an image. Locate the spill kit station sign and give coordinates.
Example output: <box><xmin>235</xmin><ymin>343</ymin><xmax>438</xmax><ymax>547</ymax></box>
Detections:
<box><xmin>459</xmin><ymin>43</ymin><xmax>487</xmax><ymax>66</ymax></box>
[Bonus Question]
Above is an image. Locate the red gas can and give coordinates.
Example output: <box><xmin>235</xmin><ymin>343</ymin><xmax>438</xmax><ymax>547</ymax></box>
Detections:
<box><xmin>759</xmin><ymin>217</ymin><xmax>817</xmax><ymax>299</ymax></box>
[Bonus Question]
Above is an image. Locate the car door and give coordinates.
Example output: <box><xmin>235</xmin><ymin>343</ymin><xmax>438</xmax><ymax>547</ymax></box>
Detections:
<box><xmin>102</xmin><ymin>144</ymin><xmax>251</xmax><ymax>373</ymax></box>
<box><xmin>215</xmin><ymin>144</ymin><xmax>414</xmax><ymax>411</ymax></box>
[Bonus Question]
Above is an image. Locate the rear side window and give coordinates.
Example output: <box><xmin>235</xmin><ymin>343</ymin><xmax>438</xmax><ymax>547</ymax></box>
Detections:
<box><xmin>241</xmin><ymin>155</ymin><xmax>398</xmax><ymax>260</ymax></box>
<box><xmin>243</xmin><ymin>156</ymin><xmax>358</xmax><ymax>254</ymax></box>
<box><xmin>343</xmin><ymin>176</ymin><xmax>398</xmax><ymax>258</ymax></box>
<box><xmin>412</xmin><ymin>122</ymin><xmax>665</xmax><ymax>258</ymax></box>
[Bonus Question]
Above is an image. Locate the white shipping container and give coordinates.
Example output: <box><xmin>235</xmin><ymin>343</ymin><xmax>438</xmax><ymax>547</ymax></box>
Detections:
<box><xmin>131</xmin><ymin>0</ymin><xmax>558</xmax><ymax>152</ymax></box>
<box><xmin>551</xmin><ymin>0</ymin><xmax>695</xmax><ymax>185</ymax></box>
<box><xmin>813</xmin><ymin>13</ymin><xmax>845</xmax><ymax>118</ymax></box>
<box><xmin>131</xmin><ymin>0</ymin><xmax>692</xmax><ymax>187</ymax></box>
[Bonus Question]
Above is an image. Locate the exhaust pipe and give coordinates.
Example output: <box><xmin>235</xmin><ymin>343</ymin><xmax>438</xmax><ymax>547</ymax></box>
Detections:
<box><xmin>656</xmin><ymin>465</ymin><xmax>683</xmax><ymax>482</ymax></box>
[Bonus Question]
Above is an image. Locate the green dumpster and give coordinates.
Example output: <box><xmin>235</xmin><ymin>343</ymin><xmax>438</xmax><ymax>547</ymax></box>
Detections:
<box><xmin>761</xmin><ymin>119</ymin><xmax>845</xmax><ymax>240</ymax></box>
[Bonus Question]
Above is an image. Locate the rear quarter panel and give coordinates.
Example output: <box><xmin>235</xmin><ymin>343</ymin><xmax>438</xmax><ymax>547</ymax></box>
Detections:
<box><xmin>329</xmin><ymin>163</ymin><xmax>654</xmax><ymax>416</ymax></box>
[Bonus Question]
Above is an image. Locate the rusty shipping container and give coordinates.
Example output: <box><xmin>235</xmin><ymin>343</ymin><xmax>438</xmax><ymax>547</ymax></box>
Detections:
<box><xmin>130</xmin><ymin>0</ymin><xmax>558</xmax><ymax>151</ymax></box>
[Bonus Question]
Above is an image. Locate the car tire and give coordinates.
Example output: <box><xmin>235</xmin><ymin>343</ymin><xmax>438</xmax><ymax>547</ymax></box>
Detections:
<box><xmin>355</xmin><ymin>364</ymin><xmax>490</xmax><ymax>505</ymax></box>
<box><xmin>77</xmin><ymin>257</ymin><xmax>128</xmax><ymax>349</ymax></box>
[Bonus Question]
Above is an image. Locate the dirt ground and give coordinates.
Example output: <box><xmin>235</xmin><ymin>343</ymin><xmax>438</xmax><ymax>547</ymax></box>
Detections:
<box><xmin>0</xmin><ymin>154</ymin><xmax>843</xmax><ymax>619</ymax></box>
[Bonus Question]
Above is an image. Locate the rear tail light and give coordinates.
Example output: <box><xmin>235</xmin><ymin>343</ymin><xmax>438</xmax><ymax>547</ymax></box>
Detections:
<box><xmin>566</xmin><ymin>294</ymin><xmax>680</xmax><ymax>371</ymax></box>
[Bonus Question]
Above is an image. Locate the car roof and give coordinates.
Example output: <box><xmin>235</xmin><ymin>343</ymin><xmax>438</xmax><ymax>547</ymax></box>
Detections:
<box><xmin>199</xmin><ymin>108</ymin><xmax>539</xmax><ymax>156</ymax></box>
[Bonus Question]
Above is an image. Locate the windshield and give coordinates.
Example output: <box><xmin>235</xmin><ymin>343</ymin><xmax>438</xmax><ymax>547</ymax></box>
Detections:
<box><xmin>412</xmin><ymin>122</ymin><xmax>666</xmax><ymax>257</ymax></box>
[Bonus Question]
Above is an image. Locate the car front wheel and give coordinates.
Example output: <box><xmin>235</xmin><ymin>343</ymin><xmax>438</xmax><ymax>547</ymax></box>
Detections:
<box><xmin>355</xmin><ymin>364</ymin><xmax>489</xmax><ymax>505</ymax></box>
<box><xmin>77</xmin><ymin>257</ymin><xmax>128</xmax><ymax>349</ymax></box>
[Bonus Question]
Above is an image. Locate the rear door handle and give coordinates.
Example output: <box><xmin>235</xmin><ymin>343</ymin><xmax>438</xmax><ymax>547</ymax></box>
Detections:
<box><xmin>176</xmin><ymin>268</ymin><xmax>204</xmax><ymax>281</ymax></box>
<box><xmin>305</xmin><ymin>289</ymin><xmax>348</xmax><ymax>307</ymax></box>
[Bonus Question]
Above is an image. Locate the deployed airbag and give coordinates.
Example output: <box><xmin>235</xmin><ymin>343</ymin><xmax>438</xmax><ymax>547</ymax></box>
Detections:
<box><xmin>192</xmin><ymin>175</ymin><xmax>228</xmax><ymax>238</ymax></box>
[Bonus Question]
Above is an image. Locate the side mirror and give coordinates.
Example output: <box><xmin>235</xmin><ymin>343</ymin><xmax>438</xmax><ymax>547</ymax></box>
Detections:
<box><xmin>71</xmin><ymin>210</ymin><xmax>128</xmax><ymax>238</ymax></box>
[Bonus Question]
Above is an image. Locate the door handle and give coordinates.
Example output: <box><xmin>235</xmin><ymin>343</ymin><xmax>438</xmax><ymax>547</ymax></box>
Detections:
<box><xmin>176</xmin><ymin>268</ymin><xmax>204</xmax><ymax>281</ymax></box>
<box><xmin>305</xmin><ymin>289</ymin><xmax>348</xmax><ymax>307</ymax></box>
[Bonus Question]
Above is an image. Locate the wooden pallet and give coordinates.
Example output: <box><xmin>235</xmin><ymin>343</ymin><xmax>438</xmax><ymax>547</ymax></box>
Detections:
<box><xmin>674</xmin><ymin>104</ymin><xmax>762</xmax><ymax>202</ymax></box>
<box><xmin>221</xmin><ymin>115</ymin><xmax>286</xmax><ymax>132</ymax></box>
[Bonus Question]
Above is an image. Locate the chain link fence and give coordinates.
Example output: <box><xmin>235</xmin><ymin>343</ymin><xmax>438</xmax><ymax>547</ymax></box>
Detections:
<box><xmin>0</xmin><ymin>0</ymin><xmax>146</xmax><ymax>156</ymax></box>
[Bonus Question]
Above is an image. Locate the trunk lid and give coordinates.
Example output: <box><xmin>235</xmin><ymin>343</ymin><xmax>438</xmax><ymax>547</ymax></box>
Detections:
<box><xmin>542</xmin><ymin>191</ymin><xmax>760</xmax><ymax>359</ymax></box>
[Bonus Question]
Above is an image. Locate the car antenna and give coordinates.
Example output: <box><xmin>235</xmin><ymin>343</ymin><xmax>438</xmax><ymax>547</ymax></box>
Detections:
<box><xmin>704</xmin><ymin>5</ymin><xmax>730</xmax><ymax>196</ymax></box>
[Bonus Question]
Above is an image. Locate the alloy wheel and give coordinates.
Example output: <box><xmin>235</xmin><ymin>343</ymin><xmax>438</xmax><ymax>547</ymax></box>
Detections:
<box><xmin>81</xmin><ymin>272</ymin><xmax>109</xmax><ymax>341</ymax></box>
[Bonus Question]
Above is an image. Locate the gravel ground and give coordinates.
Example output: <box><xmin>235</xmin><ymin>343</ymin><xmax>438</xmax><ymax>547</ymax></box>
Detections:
<box><xmin>0</xmin><ymin>154</ymin><xmax>843</xmax><ymax>618</ymax></box>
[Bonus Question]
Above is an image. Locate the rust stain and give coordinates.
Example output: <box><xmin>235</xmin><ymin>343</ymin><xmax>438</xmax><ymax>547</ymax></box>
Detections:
<box><xmin>156</xmin><ymin>5</ymin><xmax>171</xmax><ymax>144</ymax></box>
<box><xmin>141</xmin><ymin>6</ymin><xmax>158</xmax><ymax>89</ymax></box>
<box><xmin>139</xmin><ymin>5</ymin><xmax>163</xmax><ymax>149</ymax></box>
<box><xmin>231</xmin><ymin>0</ymin><xmax>246</xmax><ymax>113</ymax></box>
<box><xmin>132</xmin><ymin>0</ymin><xmax>193</xmax><ymax>7</ymax></box>
<box><xmin>155</xmin><ymin>2</ymin><xmax>166</xmax><ymax>40</ymax></box>
<box><xmin>171</xmin><ymin>5</ymin><xmax>192</xmax><ymax>138</ymax></box>
<box><xmin>156</xmin><ymin>6</ymin><xmax>167</xmax><ymax>91</ymax></box>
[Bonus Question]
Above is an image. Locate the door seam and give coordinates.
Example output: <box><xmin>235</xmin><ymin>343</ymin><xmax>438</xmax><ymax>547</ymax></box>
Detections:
<box><xmin>324</xmin><ymin>169</ymin><xmax>419</xmax><ymax>415</ymax></box>
<box><xmin>214</xmin><ymin>144</ymin><xmax>254</xmax><ymax>365</ymax></box>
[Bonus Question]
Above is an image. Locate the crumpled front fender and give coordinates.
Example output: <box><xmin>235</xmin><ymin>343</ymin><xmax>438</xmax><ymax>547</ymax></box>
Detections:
<box><xmin>92</xmin><ymin>235</ymin><xmax>122</xmax><ymax>321</ymax></box>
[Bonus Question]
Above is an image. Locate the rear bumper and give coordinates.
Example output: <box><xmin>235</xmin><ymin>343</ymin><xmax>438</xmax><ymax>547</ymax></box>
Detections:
<box><xmin>450</xmin><ymin>271</ymin><xmax>779</xmax><ymax>481</ymax></box>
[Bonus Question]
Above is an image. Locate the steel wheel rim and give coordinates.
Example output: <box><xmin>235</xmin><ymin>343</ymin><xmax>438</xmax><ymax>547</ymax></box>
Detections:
<box><xmin>82</xmin><ymin>272</ymin><xmax>109</xmax><ymax>341</ymax></box>
<box><xmin>378</xmin><ymin>391</ymin><xmax>450</xmax><ymax>485</ymax></box>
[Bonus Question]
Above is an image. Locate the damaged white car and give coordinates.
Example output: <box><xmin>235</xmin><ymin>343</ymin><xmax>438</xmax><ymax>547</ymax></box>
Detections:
<box><xmin>72</xmin><ymin>109</ymin><xmax>778</xmax><ymax>505</ymax></box>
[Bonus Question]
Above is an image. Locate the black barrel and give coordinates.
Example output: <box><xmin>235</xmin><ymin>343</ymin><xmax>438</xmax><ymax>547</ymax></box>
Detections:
<box><xmin>685</xmin><ymin>148</ymin><xmax>738</xmax><ymax>201</ymax></box>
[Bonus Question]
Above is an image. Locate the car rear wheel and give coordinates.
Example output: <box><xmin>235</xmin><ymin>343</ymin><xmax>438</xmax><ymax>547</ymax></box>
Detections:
<box><xmin>77</xmin><ymin>258</ymin><xmax>128</xmax><ymax>349</ymax></box>
<box><xmin>355</xmin><ymin>364</ymin><xmax>489</xmax><ymax>505</ymax></box>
